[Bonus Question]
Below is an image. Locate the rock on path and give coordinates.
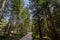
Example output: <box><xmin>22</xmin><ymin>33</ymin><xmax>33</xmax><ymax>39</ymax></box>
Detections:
<box><xmin>20</xmin><ymin>32</ymin><xmax>32</xmax><ymax>40</ymax></box>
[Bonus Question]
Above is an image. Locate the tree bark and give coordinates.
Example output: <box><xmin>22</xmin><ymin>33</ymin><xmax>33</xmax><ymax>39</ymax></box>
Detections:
<box><xmin>0</xmin><ymin>0</ymin><xmax>7</xmax><ymax>21</ymax></box>
<box><xmin>47</xmin><ymin>7</ymin><xmax>59</xmax><ymax>40</ymax></box>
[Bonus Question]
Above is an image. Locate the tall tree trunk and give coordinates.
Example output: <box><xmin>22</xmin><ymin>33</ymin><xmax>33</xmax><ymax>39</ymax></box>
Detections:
<box><xmin>4</xmin><ymin>16</ymin><xmax>13</xmax><ymax>40</ymax></box>
<box><xmin>46</xmin><ymin>7</ymin><xmax>59</xmax><ymax>40</ymax></box>
<box><xmin>38</xmin><ymin>18</ymin><xmax>43</xmax><ymax>39</ymax></box>
<box><xmin>0</xmin><ymin>0</ymin><xmax>7</xmax><ymax>21</ymax></box>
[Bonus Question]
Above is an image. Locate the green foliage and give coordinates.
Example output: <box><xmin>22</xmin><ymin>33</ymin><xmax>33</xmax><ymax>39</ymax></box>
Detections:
<box><xmin>0</xmin><ymin>0</ymin><xmax>60</xmax><ymax>40</ymax></box>
<box><xmin>12</xmin><ymin>33</ymin><xmax>24</xmax><ymax>40</ymax></box>
<box><xmin>38</xmin><ymin>0</ymin><xmax>45</xmax><ymax>4</ymax></box>
<box><xmin>12</xmin><ymin>0</ymin><xmax>21</xmax><ymax>13</ymax></box>
<box><xmin>0</xmin><ymin>19</ymin><xmax>8</xmax><ymax>35</ymax></box>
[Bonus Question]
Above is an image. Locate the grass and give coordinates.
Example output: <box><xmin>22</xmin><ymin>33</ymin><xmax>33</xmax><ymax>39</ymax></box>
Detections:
<box><xmin>12</xmin><ymin>33</ymin><xmax>25</xmax><ymax>40</ymax></box>
<box><xmin>0</xmin><ymin>33</ymin><xmax>24</xmax><ymax>40</ymax></box>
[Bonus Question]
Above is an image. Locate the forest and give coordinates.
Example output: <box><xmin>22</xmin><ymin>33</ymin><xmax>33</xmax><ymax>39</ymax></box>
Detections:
<box><xmin>0</xmin><ymin>0</ymin><xmax>60</xmax><ymax>40</ymax></box>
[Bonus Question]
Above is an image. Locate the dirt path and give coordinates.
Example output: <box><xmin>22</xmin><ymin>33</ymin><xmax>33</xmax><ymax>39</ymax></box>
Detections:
<box><xmin>20</xmin><ymin>32</ymin><xmax>32</xmax><ymax>40</ymax></box>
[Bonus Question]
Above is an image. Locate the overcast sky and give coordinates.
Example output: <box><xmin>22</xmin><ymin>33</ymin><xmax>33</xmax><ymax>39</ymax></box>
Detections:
<box><xmin>23</xmin><ymin>0</ymin><xmax>29</xmax><ymax>7</ymax></box>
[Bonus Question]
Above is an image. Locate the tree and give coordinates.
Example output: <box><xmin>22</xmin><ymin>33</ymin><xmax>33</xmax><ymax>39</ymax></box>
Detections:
<box><xmin>29</xmin><ymin>0</ymin><xmax>59</xmax><ymax>40</ymax></box>
<box><xmin>0</xmin><ymin>0</ymin><xmax>7</xmax><ymax>22</ymax></box>
<box><xmin>29</xmin><ymin>0</ymin><xmax>43</xmax><ymax>40</ymax></box>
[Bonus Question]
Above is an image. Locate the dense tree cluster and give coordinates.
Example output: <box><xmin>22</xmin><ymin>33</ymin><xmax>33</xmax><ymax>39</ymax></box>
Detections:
<box><xmin>0</xmin><ymin>0</ymin><xmax>60</xmax><ymax>40</ymax></box>
<box><xmin>29</xmin><ymin>0</ymin><xmax>60</xmax><ymax>40</ymax></box>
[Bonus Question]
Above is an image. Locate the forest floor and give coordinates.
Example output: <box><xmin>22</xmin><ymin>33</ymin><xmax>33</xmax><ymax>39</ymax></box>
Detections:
<box><xmin>20</xmin><ymin>32</ymin><xmax>32</xmax><ymax>40</ymax></box>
